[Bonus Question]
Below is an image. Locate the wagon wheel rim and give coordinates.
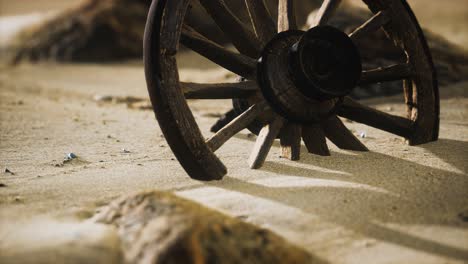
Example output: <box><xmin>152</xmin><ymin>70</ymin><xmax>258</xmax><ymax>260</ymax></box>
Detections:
<box><xmin>144</xmin><ymin>0</ymin><xmax>439</xmax><ymax>180</ymax></box>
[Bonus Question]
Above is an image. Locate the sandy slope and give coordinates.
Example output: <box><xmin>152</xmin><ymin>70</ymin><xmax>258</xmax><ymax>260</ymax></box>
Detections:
<box><xmin>0</xmin><ymin>58</ymin><xmax>467</xmax><ymax>263</ymax></box>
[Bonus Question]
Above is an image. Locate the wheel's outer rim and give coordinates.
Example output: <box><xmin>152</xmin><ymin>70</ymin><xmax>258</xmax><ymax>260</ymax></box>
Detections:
<box><xmin>363</xmin><ymin>0</ymin><xmax>439</xmax><ymax>145</ymax></box>
<box><xmin>144</xmin><ymin>0</ymin><xmax>226</xmax><ymax>181</ymax></box>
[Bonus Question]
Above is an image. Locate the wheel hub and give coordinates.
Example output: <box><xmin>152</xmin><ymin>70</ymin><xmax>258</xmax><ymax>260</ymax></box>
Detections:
<box><xmin>258</xmin><ymin>26</ymin><xmax>362</xmax><ymax>123</ymax></box>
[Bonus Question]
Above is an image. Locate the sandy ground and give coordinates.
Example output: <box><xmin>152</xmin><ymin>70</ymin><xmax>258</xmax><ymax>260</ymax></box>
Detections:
<box><xmin>1</xmin><ymin>1</ymin><xmax>468</xmax><ymax>264</ymax></box>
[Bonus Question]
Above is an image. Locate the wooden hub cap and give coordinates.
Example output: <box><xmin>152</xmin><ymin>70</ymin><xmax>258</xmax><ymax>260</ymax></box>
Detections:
<box><xmin>258</xmin><ymin>27</ymin><xmax>362</xmax><ymax>123</ymax></box>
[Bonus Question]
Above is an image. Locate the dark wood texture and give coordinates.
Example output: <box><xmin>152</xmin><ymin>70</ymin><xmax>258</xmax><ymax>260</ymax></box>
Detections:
<box><xmin>349</xmin><ymin>10</ymin><xmax>390</xmax><ymax>41</ymax></box>
<box><xmin>280</xmin><ymin>123</ymin><xmax>302</xmax><ymax>160</ymax></box>
<box><xmin>198</xmin><ymin>0</ymin><xmax>262</xmax><ymax>57</ymax></box>
<box><xmin>322</xmin><ymin>116</ymin><xmax>369</xmax><ymax>151</ymax></box>
<box><xmin>302</xmin><ymin>124</ymin><xmax>331</xmax><ymax>156</ymax></box>
<box><xmin>249</xmin><ymin>117</ymin><xmax>285</xmax><ymax>169</ymax></box>
<box><xmin>359</xmin><ymin>63</ymin><xmax>412</xmax><ymax>85</ymax></box>
<box><xmin>207</xmin><ymin>102</ymin><xmax>267</xmax><ymax>151</ymax></box>
<box><xmin>245</xmin><ymin>0</ymin><xmax>277</xmax><ymax>45</ymax></box>
<box><xmin>338</xmin><ymin>97</ymin><xmax>414</xmax><ymax>138</ymax></box>
<box><xmin>144</xmin><ymin>0</ymin><xmax>226</xmax><ymax>180</ymax></box>
<box><xmin>363</xmin><ymin>0</ymin><xmax>439</xmax><ymax>145</ymax></box>
<box><xmin>181</xmin><ymin>25</ymin><xmax>256</xmax><ymax>79</ymax></box>
<box><xmin>182</xmin><ymin>81</ymin><xmax>257</xmax><ymax>99</ymax></box>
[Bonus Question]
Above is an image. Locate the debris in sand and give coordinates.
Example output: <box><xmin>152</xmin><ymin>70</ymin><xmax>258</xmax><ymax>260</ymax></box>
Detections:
<box><xmin>4</xmin><ymin>168</ymin><xmax>15</xmax><ymax>175</ymax></box>
<box><xmin>0</xmin><ymin>183</ymin><xmax>7</xmax><ymax>187</ymax></box>
<box><xmin>64</xmin><ymin>153</ymin><xmax>78</xmax><ymax>161</ymax></box>
<box><xmin>359</xmin><ymin>131</ymin><xmax>367</xmax><ymax>138</ymax></box>
<box><xmin>93</xmin><ymin>95</ymin><xmax>113</xmax><ymax>103</ymax></box>
<box><xmin>93</xmin><ymin>191</ymin><xmax>313</xmax><ymax>263</ymax></box>
<box><xmin>122</xmin><ymin>149</ymin><xmax>131</xmax><ymax>154</ymax></box>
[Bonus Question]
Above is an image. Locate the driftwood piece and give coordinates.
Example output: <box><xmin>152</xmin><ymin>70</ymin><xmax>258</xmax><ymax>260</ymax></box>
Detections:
<box><xmin>94</xmin><ymin>191</ymin><xmax>315</xmax><ymax>264</ymax></box>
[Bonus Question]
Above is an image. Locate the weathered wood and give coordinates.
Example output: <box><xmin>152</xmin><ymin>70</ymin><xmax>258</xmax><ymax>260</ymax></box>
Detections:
<box><xmin>337</xmin><ymin>97</ymin><xmax>414</xmax><ymax>138</ymax></box>
<box><xmin>403</xmin><ymin>78</ymin><xmax>415</xmax><ymax>118</ymax></box>
<box><xmin>359</xmin><ymin>63</ymin><xmax>412</xmax><ymax>85</ymax></box>
<box><xmin>302</xmin><ymin>124</ymin><xmax>331</xmax><ymax>156</ymax></box>
<box><xmin>144</xmin><ymin>0</ymin><xmax>227</xmax><ymax>181</ymax></box>
<box><xmin>311</xmin><ymin>0</ymin><xmax>343</xmax><ymax>27</ymax></box>
<box><xmin>245</xmin><ymin>0</ymin><xmax>277</xmax><ymax>45</ymax></box>
<box><xmin>198</xmin><ymin>0</ymin><xmax>262</xmax><ymax>58</ymax></box>
<box><xmin>363</xmin><ymin>0</ymin><xmax>439</xmax><ymax>145</ymax></box>
<box><xmin>180</xmin><ymin>25</ymin><xmax>256</xmax><ymax>79</ymax></box>
<box><xmin>207</xmin><ymin>102</ymin><xmax>267</xmax><ymax>152</ymax></box>
<box><xmin>349</xmin><ymin>10</ymin><xmax>390</xmax><ymax>41</ymax></box>
<box><xmin>280</xmin><ymin>123</ymin><xmax>302</xmax><ymax>160</ymax></box>
<box><xmin>249</xmin><ymin>116</ymin><xmax>285</xmax><ymax>169</ymax></box>
<box><xmin>322</xmin><ymin>116</ymin><xmax>369</xmax><ymax>151</ymax></box>
<box><xmin>182</xmin><ymin>81</ymin><xmax>257</xmax><ymax>99</ymax></box>
<box><xmin>278</xmin><ymin>0</ymin><xmax>297</xmax><ymax>31</ymax></box>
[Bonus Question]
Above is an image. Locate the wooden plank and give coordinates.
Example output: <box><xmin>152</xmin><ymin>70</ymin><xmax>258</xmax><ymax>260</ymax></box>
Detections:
<box><xmin>302</xmin><ymin>124</ymin><xmax>330</xmax><ymax>156</ymax></box>
<box><xmin>182</xmin><ymin>81</ymin><xmax>257</xmax><ymax>99</ymax></box>
<box><xmin>311</xmin><ymin>0</ymin><xmax>342</xmax><ymax>27</ymax></box>
<box><xmin>249</xmin><ymin>116</ymin><xmax>285</xmax><ymax>169</ymax></box>
<box><xmin>245</xmin><ymin>0</ymin><xmax>276</xmax><ymax>45</ymax></box>
<box><xmin>198</xmin><ymin>0</ymin><xmax>262</xmax><ymax>57</ymax></box>
<box><xmin>337</xmin><ymin>97</ymin><xmax>414</xmax><ymax>138</ymax></box>
<box><xmin>322</xmin><ymin>116</ymin><xmax>368</xmax><ymax>151</ymax></box>
<box><xmin>280</xmin><ymin>123</ymin><xmax>302</xmax><ymax>160</ymax></box>
<box><xmin>181</xmin><ymin>25</ymin><xmax>256</xmax><ymax>79</ymax></box>
<box><xmin>349</xmin><ymin>10</ymin><xmax>390</xmax><ymax>41</ymax></box>
<box><xmin>278</xmin><ymin>0</ymin><xmax>297</xmax><ymax>31</ymax></box>
<box><xmin>359</xmin><ymin>63</ymin><xmax>412</xmax><ymax>85</ymax></box>
<box><xmin>207</xmin><ymin>102</ymin><xmax>267</xmax><ymax>151</ymax></box>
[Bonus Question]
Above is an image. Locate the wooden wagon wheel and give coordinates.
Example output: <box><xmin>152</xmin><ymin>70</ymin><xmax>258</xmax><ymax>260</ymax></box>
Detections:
<box><xmin>144</xmin><ymin>0</ymin><xmax>439</xmax><ymax>181</ymax></box>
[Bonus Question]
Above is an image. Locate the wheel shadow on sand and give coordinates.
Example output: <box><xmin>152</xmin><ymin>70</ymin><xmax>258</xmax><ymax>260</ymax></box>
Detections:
<box><xmin>206</xmin><ymin>138</ymin><xmax>468</xmax><ymax>261</ymax></box>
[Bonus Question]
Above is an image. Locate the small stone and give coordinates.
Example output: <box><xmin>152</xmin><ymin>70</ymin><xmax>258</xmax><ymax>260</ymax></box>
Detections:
<box><xmin>122</xmin><ymin>149</ymin><xmax>131</xmax><ymax>154</ymax></box>
<box><xmin>0</xmin><ymin>183</ymin><xmax>7</xmax><ymax>187</ymax></box>
<box><xmin>93</xmin><ymin>94</ymin><xmax>113</xmax><ymax>102</ymax></box>
<box><xmin>359</xmin><ymin>131</ymin><xmax>367</xmax><ymax>138</ymax></box>
<box><xmin>247</xmin><ymin>133</ymin><xmax>254</xmax><ymax>138</ymax></box>
<box><xmin>65</xmin><ymin>153</ymin><xmax>78</xmax><ymax>161</ymax></box>
<box><xmin>386</xmin><ymin>106</ymin><xmax>394</xmax><ymax>111</ymax></box>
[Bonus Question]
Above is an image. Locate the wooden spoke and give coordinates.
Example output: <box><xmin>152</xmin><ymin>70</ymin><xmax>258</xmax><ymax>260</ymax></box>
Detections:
<box><xmin>403</xmin><ymin>79</ymin><xmax>415</xmax><ymax>118</ymax></box>
<box><xmin>182</xmin><ymin>81</ymin><xmax>257</xmax><ymax>99</ymax></box>
<box><xmin>302</xmin><ymin>124</ymin><xmax>331</xmax><ymax>156</ymax></box>
<box><xmin>280</xmin><ymin>123</ymin><xmax>302</xmax><ymax>160</ymax></box>
<box><xmin>249</xmin><ymin>116</ymin><xmax>285</xmax><ymax>169</ymax></box>
<box><xmin>359</xmin><ymin>63</ymin><xmax>412</xmax><ymax>85</ymax></box>
<box><xmin>337</xmin><ymin>97</ymin><xmax>414</xmax><ymax>138</ymax></box>
<box><xmin>181</xmin><ymin>25</ymin><xmax>256</xmax><ymax>79</ymax></box>
<box><xmin>312</xmin><ymin>0</ymin><xmax>343</xmax><ymax>27</ymax></box>
<box><xmin>322</xmin><ymin>116</ymin><xmax>369</xmax><ymax>151</ymax></box>
<box><xmin>198</xmin><ymin>0</ymin><xmax>262</xmax><ymax>58</ymax></box>
<box><xmin>207</xmin><ymin>102</ymin><xmax>268</xmax><ymax>152</ymax></box>
<box><xmin>349</xmin><ymin>10</ymin><xmax>391</xmax><ymax>41</ymax></box>
<box><xmin>245</xmin><ymin>0</ymin><xmax>277</xmax><ymax>45</ymax></box>
<box><xmin>278</xmin><ymin>0</ymin><xmax>297</xmax><ymax>31</ymax></box>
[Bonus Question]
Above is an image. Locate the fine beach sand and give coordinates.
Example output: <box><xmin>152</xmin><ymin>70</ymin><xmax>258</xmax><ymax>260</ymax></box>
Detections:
<box><xmin>1</xmin><ymin>1</ymin><xmax>468</xmax><ymax>263</ymax></box>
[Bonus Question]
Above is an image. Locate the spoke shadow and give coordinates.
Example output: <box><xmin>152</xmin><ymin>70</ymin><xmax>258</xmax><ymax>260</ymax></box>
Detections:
<box><xmin>204</xmin><ymin>139</ymin><xmax>468</xmax><ymax>261</ymax></box>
